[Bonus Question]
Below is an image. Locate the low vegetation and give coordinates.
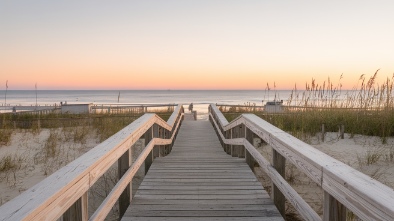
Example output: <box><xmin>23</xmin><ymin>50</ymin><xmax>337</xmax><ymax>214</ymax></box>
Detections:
<box><xmin>0</xmin><ymin>106</ymin><xmax>174</xmax><ymax>212</ymax></box>
<box><xmin>221</xmin><ymin>71</ymin><xmax>394</xmax><ymax>142</ymax></box>
<box><xmin>219</xmin><ymin>72</ymin><xmax>394</xmax><ymax>220</ymax></box>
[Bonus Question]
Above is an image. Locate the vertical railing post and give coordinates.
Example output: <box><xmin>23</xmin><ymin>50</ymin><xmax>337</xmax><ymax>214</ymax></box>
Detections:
<box><xmin>63</xmin><ymin>192</ymin><xmax>88</xmax><ymax>221</ymax></box>
<box><xmin>229</xmin><ymin>128</ymin><xmax>233</xmax><ymax>155</ymax></box>
<box><xmin>238</xmin><ymin>124</ymin><xmax>245</xmax><ymax>158</ymax></box>
<box><xmin>272</xmin><ymin>149</ymin><xmax>286</xmax><ymax>217</ymax></box>
<box><xmin>152</xmin><ymin>124</ymin><xmax>159</xmax><ymax>158</ymax></box>
<box><xmin>118</xmin><ymin>147</ymin><xmax>132</xmax><ymax>219</ymax></box>
<box><xmin>245</xmin><ymin>128</ymin><xmax>255</xmax><ymax>170</ymax></box>
<box><xmin>231</xmin><ymin>127</ymin><xmax>238</xmax><ymax>157</ymax></box>
<box><xmin>323</xmin><ymin>191</ymin><xmax>346</xmax><ymax>221</ymax></box>
<box><xmin>225</xmin><ymin>130</ymin><xmax>231</xmax><ymax>154</ymax></box>
<box><xmin>163</xmin><ymin>129</ymin><xmax>169</xmax><ymax>156</ymax></box>
<box><xmin>144</xmin><ymin>127</ymin><xmax>153</xmax><ymax>175</ymax></box>
<box><xmin>159</xmin><ymin>127</ymin><xmax>166</xmax><ymax>157</ymax></box>
<box><xmin>340</xmin><ymin>124</ymin><xmax>345</xmax><ymax>139</ymax></box>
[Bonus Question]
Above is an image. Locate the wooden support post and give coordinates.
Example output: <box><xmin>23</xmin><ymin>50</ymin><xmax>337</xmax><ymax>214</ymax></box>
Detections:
<box><xmin>152</xmin><ymin>125</ymin><xmax>160</xmax><ymax>158</ymax></box>
<box><xmin>144</xmin><ymin>127</ymin><xmax>153</xmax><ymax>175</ymax></box>
<box><xmin>63</xmin><ymin>192</ymin><xmax>88</xmax><ymax>221</ymax></box>
<box><xmin>118</xmin><ymin>148</ymin><xmax>132</xmax><ymax>219</ymax></box>
<box><xmin>219</xmin><ymin>128</ymin><xmax>224</xmax><ymax>148</ymax></box>
<box><xmin>340</xmin><ymin>124</ymin><xmax>345</xmax><ymax>139</ymax></box>
<box><xmin>229</xmin><ymin>129</ymin><xmax>233</xmax><ymax>155</ymax></box>
<box><xmin>226</xmin><ymin>130</ymin><xmax>231</xmax><ymax>154</ymax></box>
<box><xmin>322</xmin><ymin>123</ymin><xmax>325</xmax><ymax>142</ymax></box>
<box><xmin>231</xmin><ymin>127</ymin><xmax>238</xmax><ymax>157</ymax></box>
<box><xmin>223</xmin><ymin>130</ymin><xmax>228</xmax><ymax>154</ymax></box>
<box><xmin>245</xmin><ymin>128</ymin><xmax>255</xmax><ymax>170</ymax></box>
<box><xmin>238</xmin><ymin>124</ymin><xmax>245</xmax><ymax>158</ymax></box>
<box><xmin>323</xmin><ymin>191</ymin><xmax>346</xmax><ymax>221</ymax></box>
<box><xmin>272</xmin><ymin>150</ymin><xmax>286</xmax><ymax>217</ymax></box>
<box><xmin>163</xmin><ymin>129</ymin><xmax>168</xmax><ymax>156</ymax></box>
<box><xmin>159</xmin><ymin>127</ymin><xmax>165</xmax><ymax>157</ymax></box>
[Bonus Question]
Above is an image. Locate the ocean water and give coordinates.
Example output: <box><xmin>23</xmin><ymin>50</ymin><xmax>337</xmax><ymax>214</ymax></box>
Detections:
<box><xmin>0</xmin><ymin>90</ymin><xmax>293</xmax><ymax>116</ymax></box>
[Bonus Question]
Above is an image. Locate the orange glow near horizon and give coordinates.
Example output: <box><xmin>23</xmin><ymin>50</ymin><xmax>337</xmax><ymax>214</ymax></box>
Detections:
<box><xmin>1</xmin><ymin>1</ymin><xmax>393</xmax><ymax>90</ymax></box>
<box><xmin>2</xmin><ymin>66</ymin><xmax>392</xmax><ymax>90</ymax></box>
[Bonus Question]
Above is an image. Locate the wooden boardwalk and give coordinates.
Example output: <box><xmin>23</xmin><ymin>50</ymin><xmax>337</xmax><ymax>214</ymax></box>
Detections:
<box><xmin>121</xmin><ymin>114</ymin><xmax>283</xmax><ymax>221</ymax></box>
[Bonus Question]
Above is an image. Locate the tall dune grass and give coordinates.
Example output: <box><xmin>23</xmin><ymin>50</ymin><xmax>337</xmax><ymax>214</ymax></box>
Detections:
<box><xmin>222</xmin><ymin>71</ymin><xmax>394</xmax><ymax>142</ymax></box>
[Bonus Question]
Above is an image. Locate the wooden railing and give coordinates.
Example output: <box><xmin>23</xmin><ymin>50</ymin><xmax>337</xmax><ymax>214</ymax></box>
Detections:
<box><xmin>216</xmin><ymin>103</ymin><xmax>391</xmax><ymax>113</ymax></box>
<box><xmin>91</xmin><ymin>104</ymin><xmax>177</xmax><ymax>114</ymax></box>
<box><xmin>209</xmin><ymin>104</ymin><xmax>394</xmax><ymax>221</ymax></box>
<box><xmin>0</xmin><ymin>105</ymin><xmax>184</xmax><ymax>221</ymax></box>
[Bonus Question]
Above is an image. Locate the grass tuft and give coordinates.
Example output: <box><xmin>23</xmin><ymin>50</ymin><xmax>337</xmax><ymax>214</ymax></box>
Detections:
<box><xmin>0</xmin><ymin>129</ymin><xmax>12</xmax><ymax>145</ymax></box>
<box><xmin>221</xmin><ymin>71</ymin><xmax>394</xmax><ymax>142</ymax></box>
<box><xmin>0</xmin><ymin>155</ymin><xmax>17</xmax><ymax>172</ymax></box>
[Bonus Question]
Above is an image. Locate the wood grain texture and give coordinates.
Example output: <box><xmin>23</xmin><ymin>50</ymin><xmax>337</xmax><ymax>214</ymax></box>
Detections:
<box><xmin>90</xmin><ymin>109</ymin><xmax>184</xmax><ymax>221</ymax></box>
<box><xmin>209</xmin><ymin>103</ymin><xmax>394</xmax><ymax>221</ymax></box>
<box><xmin>210</xmin><ymin>114</ymin><xmax>320</xmax><ymax>220</ymax></box>
<box><xmin>0</xmin><ymin>105</ymin><xmax>184</xmax><ymax>221</ymax></box>
<box><xmin>121</xmin><ymin>120</ymin><xmax>283</xmax><ymax>220</ymax></box>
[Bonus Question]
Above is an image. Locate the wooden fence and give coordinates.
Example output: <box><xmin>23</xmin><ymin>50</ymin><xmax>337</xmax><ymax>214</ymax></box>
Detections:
<box><xmin>0</xmin><ymin>105</ymin><xmax>184</xmax><ymax>221</ymax></box>
<box><xmin>91</xmin><ymin>104</ymin><xmax>177</xmax><ymax>114</ymax></box>
<box><xmin>209</xmin><ymin>104</ymin><xmax>394</xmax><ymax>221</ymax></box>
<box><xmin>216</xmin><ymin>103</ymin><xmax>392</xmax><ymax>113</ymax></box>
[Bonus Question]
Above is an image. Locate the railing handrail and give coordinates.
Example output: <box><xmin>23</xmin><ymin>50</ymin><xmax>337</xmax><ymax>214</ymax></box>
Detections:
<box><xmin>0</xmin><ymin>104</ymin><xmax>184</xmax><ymax>221</ymax></box>
<box><xmin>90</xmin><ymin>103</ymin><xmax>178</xmax><ymax>107</ymax></box>
<box><xmin>216</xmin><ymin>103</ymin><xmax>391</xmax><ymax>111</ymax></box>
<box><xmin>209</xmin><ymin>103</ymin><xmax>394</xmax><ymax>221</ymax></box>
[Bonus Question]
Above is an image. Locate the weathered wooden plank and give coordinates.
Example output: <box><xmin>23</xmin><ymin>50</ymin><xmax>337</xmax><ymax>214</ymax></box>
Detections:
<box><xmin>138</xmin><ymin>185</ymin><xmax>263</xmax><ymax>190</ymax></box>
<box><xmin>209</xmin><ymin>110</ymin><xmax>322</xmax><ymax>221</ymax></box>
<box><xmin>272</xmin><ymin>149</ymin><xmax>286</xmax><ymax>217</ymax></box>
<box><xmin>129</xmin><ymin>204</ymin><xmax>273</xmax><ymax>211</ymax></box>
<box><xmin>323</xmin><ymin>191</ymin><xmax>346</xmax><ymax>221</ymax></box>
<box><xmin>32</xmin><ymin>174</ymin><xmax>90</xmax><ymax>221</ymax></box>
<box><xmin>135</xmin><ymin>189</ymin><xmax>266</xmax><ymax>195</ymax></box>
<box><xmin>130</xmin><ymin>199</ymin><xmax>275</xmax><ymax>205</ymax></box>
<box><xmin>139</xmin><ymin>183</ymin><xmax>261</xmax><ymax>188</ymax></box>
<box><xmin>140</xmin><ymin>178</ymin><xmax>259</xmax><ymax>182</ymax></box>
<box><xmin>143</xmin><ymin>175</ymin><xmax>256</xmax><ymax>179</ymax></box>
<box><xmin>89</xmin><ymin>139</ymin><xmax>156</xmax><ymax>221</ymax></box>
<box><xmin>322</xmin><ymin>164</ymin><xmax>394</xmax><ymax>221</ymax></box>
<box><xmin>127</xmin><ymin>209</ymin><xmax>280</xmax><ymax>217</ymax></box>
<box><xmin>132</xmin><ymin>194</ymin><xmax>270</xmax><ymax>200</ymax></box>
<box><xmin>209</xmin><ymin>104</ymin><xmax>394</xmax><ymax>221</ymax></box>
<box><xmin>122</xmin><ymin>119</ymin><xmax>281</xmax><ymax>221</ymax></box>
<box><xmin>63</xmin><ymin>192</ymin><xmax>88</xmax><ymax>221</ymax></box>
<box><xmin>87</xmin><ymin>106</ymin><xmax>182</xmax><ymax>221</ymax></box>
<box><xmin>122</xmin><ymin>217</ymin><xmax>283</xmax><ymax>221</ymax></box>
<box><xmin>145</xmin><ymin>172</ymin><xmax>255</xmax><ymax>176</ymax></box>
<box><xmin>9</xmin><ymin>107</ymin><xmax>183</xmax><ymax>221</ymax></box>
<box><xmin>118</xmin><ymin>148</ymin><xmax>132</xmax><ymax>219</ymax></box>
<box><xmin>242</xmin><ymin>140</ymin><xmax>321</xmax><ymax>221</ymax></box>
<box><xmin>145</xmin><ymin>169</ymin><xmax>250</xmax><ymax>173</ymax></box>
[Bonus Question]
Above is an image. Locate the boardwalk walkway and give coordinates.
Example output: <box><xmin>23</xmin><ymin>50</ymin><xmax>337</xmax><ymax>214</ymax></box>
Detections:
<box><xmin>121</xmin><ymin>114</ymin><xmax>283</xmax><ymax>221</ymax></box>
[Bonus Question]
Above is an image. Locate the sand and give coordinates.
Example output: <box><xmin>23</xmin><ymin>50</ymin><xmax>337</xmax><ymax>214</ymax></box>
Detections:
<box><xmin>254</xmin><ymin>132</ymin><xmax>394</xmax><ymax>220</ymax></box>
<box><xmin>1</xmin><ymin>125</ymin><xmax>394</xmax><ymax>220</ymax></box>
<box><xmin>0</xmin><ymin>128</ymin><xmax>100</xmax><ymax>205</ymax></box>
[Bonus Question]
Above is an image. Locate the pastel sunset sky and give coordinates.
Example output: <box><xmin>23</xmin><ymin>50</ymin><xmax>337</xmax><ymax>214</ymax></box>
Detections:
<box><xmin>1</xmin><ymin>1</ymin><xmax>393</xmax><ymax>90</ymax></box>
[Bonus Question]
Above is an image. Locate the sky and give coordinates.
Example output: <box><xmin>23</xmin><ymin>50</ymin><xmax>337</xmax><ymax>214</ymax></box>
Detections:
<box><xmin>1</xmin><ymin>0</ymin><xmax>394</xmax><ymax>90</ymax></box>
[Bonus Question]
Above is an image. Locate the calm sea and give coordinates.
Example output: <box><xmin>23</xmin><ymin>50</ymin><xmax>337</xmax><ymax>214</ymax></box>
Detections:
<box><xmin>0</xmin><ymin>90</ymin><xmax>293</xmax><ymax>115</ymax></box>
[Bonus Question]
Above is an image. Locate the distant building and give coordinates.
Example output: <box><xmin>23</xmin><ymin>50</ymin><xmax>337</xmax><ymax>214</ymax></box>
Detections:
<box><xmin>264</xmin><ymin>100</ymin><xmax>283</xmax><ymax>113</ymax></box>
<box><xmin>61</xmin><ymin>103</ymin><xmax>92</xmax><ymax>114</ymax></box>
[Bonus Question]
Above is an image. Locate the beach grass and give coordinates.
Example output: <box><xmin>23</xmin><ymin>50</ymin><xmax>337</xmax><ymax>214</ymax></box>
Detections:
<box><xmin>220</xmin><ymin>71</ymin><xmax>394</xmax><ymax>142</ymax></box>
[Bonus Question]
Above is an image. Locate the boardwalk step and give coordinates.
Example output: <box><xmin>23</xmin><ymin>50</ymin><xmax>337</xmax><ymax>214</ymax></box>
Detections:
<box><xmin>121</xmin><ymin>120</ymin><xmax>283</xmax><ymax>220</ymax></box>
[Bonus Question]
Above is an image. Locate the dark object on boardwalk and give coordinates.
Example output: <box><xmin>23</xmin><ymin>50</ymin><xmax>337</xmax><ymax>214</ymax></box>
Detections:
<box><xmin>265</xmin><ymin>100</ymin><xmax>283</xmax><ymax>105</ymax></box>
<box><xmin>188</xmin><ymin>103</ymin><xmax>193</xmax><ymax>112</ymax></box>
